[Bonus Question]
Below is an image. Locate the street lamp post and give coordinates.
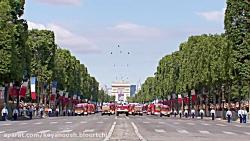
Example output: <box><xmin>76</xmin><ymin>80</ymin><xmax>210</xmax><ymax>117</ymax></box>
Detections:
<box><xmin>222</xmin><ymin>85</ymin><xmax>225</xmax><ymax>119</ymax></box>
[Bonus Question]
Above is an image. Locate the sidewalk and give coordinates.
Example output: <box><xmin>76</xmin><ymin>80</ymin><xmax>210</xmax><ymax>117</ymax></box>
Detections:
<box><xmin>197</xmin><ymin>116</ymin><xmax>250</xmax><ymax>124</ymax></box>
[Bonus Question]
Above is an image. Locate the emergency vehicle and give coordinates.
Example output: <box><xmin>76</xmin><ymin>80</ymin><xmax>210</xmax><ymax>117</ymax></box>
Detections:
<box><xmin>109</xmin><ymin>103</ymin><xmax>116</xmax><ymax>115</ymax></box>
<box><xmin>154</xmin><ymin>104</ymin><xmax>162</xmax><ymax>115</ymax></box>
<box><xmin>74</xmin><ymin>104</ymin><xmax>84</xmax><ymax>116</ymax></box>
<box><xmin>147</xmin><ymin>103</ymin><xmax>155</xmax><ymax>115</ymax></box>
<box><xmin>133</xmin><ymin>104</ymin><xmax>143</xmax><ymax>116</ymax></box>
<box><xmin>101</xmin><ymin>103</ymin><xmax>111</xmax><ymax>116</ymax></box>
<box><xmin>128</xmin><ymin>103</ymin><xmax>136</xmax><ymax>115</ymax></box>
<box><xmin>160</xmin><ymin>105</ymin><xmax>171</xmax><ymax>117</ymax></box>
<box><xmin>76</xmin><ymin>103</ymin><xmax>88</xmax><ymax>115</ymax></box>
<box><xmin>87</xmin><ymin>104</ymin><xmax>95</xmax><ymax>114</ymax></box>
<box><xmin>116</xmin><ymin>103</ymin><xmax>129</xmax><ymax>116</ymax></box>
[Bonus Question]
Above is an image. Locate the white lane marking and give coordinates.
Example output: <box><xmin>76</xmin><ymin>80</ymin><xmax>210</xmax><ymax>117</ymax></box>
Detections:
<box><xmin>0</xmin><ymin>131</ymin><xmax>6</xmax><ymax>134</ymax></box>
<box><xmin>173</xmin><ymin>122</ymin><xmax>179</xmax><ymax>125</ymax></box>
<box><xmin>60</xmin><ymin>130</ymin><xmax>72</xmax><ymax>133</ymax></box>
<box><xmin>234</xmin><ymin>125</ymin><xmax>242</xmax><ymax>127</ymax></box>
<box><xmin>1</xmin><ymin>123</ymin><xmax>11</xmax><ymax>126</ymax></box>
<box><xmin>131</xmin><ymin>122</ymin><xmax>146</xmax><ymax>141</ymax></box>
<box><xmin>244</xmin><ymin>132</ymin><xmax>250</xmax><ymax>135</ymax></box>
<box><xmin>187</xmin><ymin>123</ymin><xmax>195</xmax><ymax>125</ymax></box>
<box><xmin>83</xmin><ymin>129</ymin><xmax>94</xmax><ymax>133</ymax></box>
<box><xmin>177</xmin><ymin>130</ymin><xmax>189</xmax><ymax>134</ymax></box>
<box><xmin>158</xmin><ymin>122</ymin><xmax>165</xmax><ymax>124</ymax></box>
<box><xmin>20</xmin><ymin>123</ymin><xmax>27</xmax><ymax>125</ymax></box>
<box><xmin>65</xmin><ymin>122</ymin><xmax>72</xmax><ymax>124</ymax></box>
<box><xmin>103</xmin><ymin>121</ymin><xmax>116</xmax><ymax>141</ymax></box>
<box><xmin>199</xmin><ymin>131</ymin><xmax>210</xmax><ymax>134</ymax></box>
<box><xmin>37</xmin><ymin>130</ymin><xmax>51</xmax><ymax>134</ymax></box>
<box><xmin>223</xmin><ymin>131</ymin><xmax>236</xmax><ymax>135</ymax></box>
<box><xmin>103</xmin><ymin>118</ymin><xmax>108</xmax><ymax>120</ymax></box>
<box><xmin>14</xmin><ymin>131</ymin><xmax>28</xmax><ymax>134</ymax></box>
<box><xmin>80</xmin><ymin>121</ymin><xmax>87</xmax><ymax>124</ymax></box>
<box><xmin>50</xmin><ymin>122</ymin><xmax>58</xmax><ymax>124</ymax></box>
<box><xmin>143</xmin><ymin>121</ymin><xmax>150</xmax><ymax>124</ymax></box>
<box><xmin>115</xmin><ymin>116</ymin><xmax>117</xmax><ymax>119</ymax></box>
<box><xmin>125</xmin><ymin>116</ymin><xmax>130</xmax><ymax>119</ymax></box>
<box><xmin>155</xmin><ymin>129</ymin><xmax>166</xmax><ymax>133</ymax></box>
<box><xmin>201</xmin><ymin>123</ymin><xmax>210</xmax><ymax>126</ymax></box>
<box><xmin>97</xmin><ymin>121</ymin><xmax>104</xmax><ymax>124</ymax></box>
<box><xmin>216</xmin><ymin>124</ymin><xmax>226</xmax><ymax>127</ymax></box>
<box><xmin>34</xmin><ymin>122</ymin><xmax>42</xmax><ymax>125</ymax></box>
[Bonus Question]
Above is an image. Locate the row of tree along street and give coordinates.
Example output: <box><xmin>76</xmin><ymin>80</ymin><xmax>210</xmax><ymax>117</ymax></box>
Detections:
<box><xmin>132</xmin><ymin>0</ymin><xmax>250</xmax><ymax>117</ymax></box>
<box><xmin>0</xmin><ymin>0</ymin><xmax>112</xmax><ymax>115</ymax></box>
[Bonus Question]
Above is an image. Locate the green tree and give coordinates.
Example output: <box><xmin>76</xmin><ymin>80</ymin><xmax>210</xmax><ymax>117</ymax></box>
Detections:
<box><xmin>225</xmin><ymin>0</ymin><xmax>250</xmax><ymax>106</ymax></box>
<box><xmin>26</xmin><ymin>29</ymin><xmax>56</xmax><ymax>102</ymax></box>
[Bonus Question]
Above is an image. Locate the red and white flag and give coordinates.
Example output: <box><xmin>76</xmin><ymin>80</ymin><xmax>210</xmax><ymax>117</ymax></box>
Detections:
<box><xmin>20</xmin><ymin>82</ymin><xmax>28</xmax><ymax>98</ymax></box>
<box><xmin>178</xmin><ymin>94</ymin><xmax>182</xmax><ymax>103</ymax></box>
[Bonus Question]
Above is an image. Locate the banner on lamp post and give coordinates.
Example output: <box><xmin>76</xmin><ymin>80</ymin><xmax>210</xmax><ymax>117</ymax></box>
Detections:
<box><xmin>51</xmin><ymin>81</ymin><xmax>57</xmax><ymax>95</ymax></box>
<box><xmin>20</xmin><ymin>82</ymin><xmax>28</xmax><ymax>98</ymax></box>
<box><xmin>178</xmin><ymin>94</ymin><xmax>182</xmax><ymax>103</ymax></box>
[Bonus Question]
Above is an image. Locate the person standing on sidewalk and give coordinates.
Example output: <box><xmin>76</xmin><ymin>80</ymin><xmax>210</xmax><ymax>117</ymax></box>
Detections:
<box><xmin>48</xmin><ymin>107</ymin><xmax>52</xmax><ymax>117</ymax></box>
<box><xmin>56</xmin><ymin>107</ymin><xmax>59</xmax><ymax>117</ymax></box>
<box><xmin>191</xmin><ymin>108</ymin><xmax>195</xmax><ymax>119</ymax></box>
<box><xmin>238</xmin><ymin>107</ymin><xmax>243</xmax><ymax>123</ymax></box>
<box><xmin>68</xmin><ymin>109</ymin><xmax>71</xmax><ymax>116</ymax></box>
<box><xmin>13</xmin><ymin>108</ymin><xmax>18</xmax><ymax>120</ymax></box>
<box><xmin>39</xmin><ymin>106</ymin><xmax>44</xmax><ymax>118</ymax></box>
<box><xmin>28</xmin><ymin>106</ymin><xmax>33</xmax><ymax>120</ymax></box>
<box><xmin>1</xmin><ymin>105</ymin><xmax>8</xmax><ymax>121</ymax></box>
<box><xmin>199</xmin><ymin>108</ymin><xmax>204</xmax><ymax>119</ymax></box>
<box><xmin>210</xmin><ymin>108</ymin><xmax>216</xmax><ymax>120</ymax></box>
<box><xmin>19</xmin><ymin>106</ymin><xmax>23</xmax><ymax>116</ymax></box>
<box><xmin>243</xmin><ymin>107</ymin><xmax>248</xmax><ymax>123</ymax></box>
<box><xmin>173</xmin><ymin>109</ymin><xmax>177</xmax><ymax>117</ymax></box>
<box><xmin>179</xmin><ymin>109</ymin><xmax>182</xmax><ymax>119</ymax></box>
<box><xmin>184</xmin><ymin>109</ymin><xmax>188</xmax><ymax>118</ymax></box>
<box><xmin>226</xmin><ymin>109</ymin><xmax>232</xmax><ymax>123</ymax></box>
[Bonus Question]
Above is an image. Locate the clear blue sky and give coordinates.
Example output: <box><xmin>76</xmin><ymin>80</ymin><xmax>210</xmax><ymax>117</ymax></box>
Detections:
<box><xmin>24</xmin><ymin>0</ymin><xmax>226</xmax><ymax>87</ymax></box>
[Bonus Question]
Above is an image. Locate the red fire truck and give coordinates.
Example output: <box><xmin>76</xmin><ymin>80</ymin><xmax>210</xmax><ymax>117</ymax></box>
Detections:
<box><xmin>147</xmin><ymin>103</ymin><xmax>155</xmax><ymax>115</ymax></box>
<box><xmin>116</xmin><ymin>103</ymin><xmax>129</xmax><ymax>116</ymax></box>
<box><xmin>75</xmin><ymin>103</ymin><xmax>88</xmax><ymax>116</ymax></box>
<box><xmin>87</xmin><ymin>104</ymin><xmax>95</xmax><ymax>114</ymax></box>
<box><xmin>109</xmin><ymin>103</ymin><xmax>116</xmax><ymax>115</ymax></box>
<box><xmin>133</xmin><ymin>104</ymin><xmax>143</xmax><ymax>116</ymax></box>
<box><xmin>160</xmin><ymin>105</ymin><xmax>171</xmax><ymax>117</ymax></box>
<box><xmin>128</xmin><ymin>103</ymin><xmax>136</xmax><ymax>115</ymax></box>
<box><xmin>154</xmin><ymin>104</ymin><xmax>162</xmax><ymax>115</ymax></box>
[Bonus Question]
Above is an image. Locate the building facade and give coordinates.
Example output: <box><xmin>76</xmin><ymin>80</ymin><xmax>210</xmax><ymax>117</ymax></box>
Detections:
<box><xmin>130</xmin><ymin>85</ymin><xmax>136</xmax><ymax>97</ymax></box>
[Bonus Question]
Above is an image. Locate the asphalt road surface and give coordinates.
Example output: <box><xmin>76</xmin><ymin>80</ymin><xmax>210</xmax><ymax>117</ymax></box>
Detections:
<box><xmin>0</xmin><ymin>114</ymin><xmax>250</xmax><ymax>141</ymax></box>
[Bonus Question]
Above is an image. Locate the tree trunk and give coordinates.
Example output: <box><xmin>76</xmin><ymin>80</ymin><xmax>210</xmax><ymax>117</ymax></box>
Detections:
<box><xmin>228</xmin><ymin>82</ymin><xmax>231</xmax><ymax>108</ymax></box>
<box><xmin>238</xmin><ymin>79</ymin><xmax>242</xmax><ymax>109</ymax></box>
